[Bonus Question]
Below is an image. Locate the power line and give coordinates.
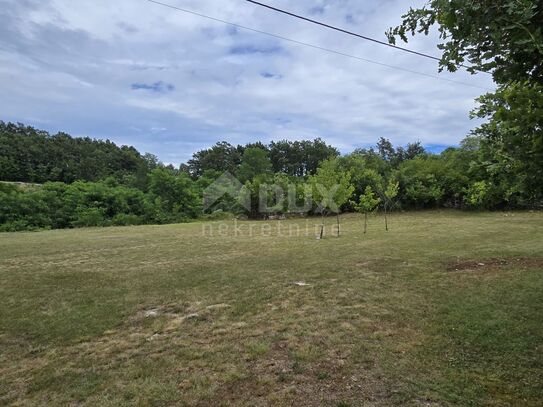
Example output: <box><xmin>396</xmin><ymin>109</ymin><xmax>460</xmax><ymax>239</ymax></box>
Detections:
<box><xmin>246</xmin><ymin>0</ymin><xmax>440</xmax><ymax>62</ymax></box>
<box><xmin>143</xmin><ymin>0</ymin><xmax>493</xmax><ymax>91</ymax></box>
<box><xmin>246</xmin><ymin>0</ymin><xmax>488</xmax><ymax>75</ymax></box>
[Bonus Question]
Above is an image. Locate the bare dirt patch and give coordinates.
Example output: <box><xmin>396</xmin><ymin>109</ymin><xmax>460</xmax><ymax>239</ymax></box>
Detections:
<box><xmin>446</xmin><ymin>257</ymin><xmax>543</xmax><ymax>272</ymax></box>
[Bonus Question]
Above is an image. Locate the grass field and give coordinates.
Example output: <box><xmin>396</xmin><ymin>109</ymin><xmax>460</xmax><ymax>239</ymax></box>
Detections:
<box><xmin>1</xmin><ymin>211</ymin><xmax>542</xmax><ymax>406</ymax></box>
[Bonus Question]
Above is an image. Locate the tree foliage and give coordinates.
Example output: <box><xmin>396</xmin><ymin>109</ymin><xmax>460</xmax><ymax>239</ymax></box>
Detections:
<box><xmin>387</xmin><ymin>0</ymin><xmax>543</xmax><ymax>206</ymax></box>
<box><xmin>353</xmin><ymin>186</ymin><xmax>381</xmax><ymax>214</ymax></box>
<box><xmin>1</xmin><ymin>122</ymin><xmax>541</xmax><ymax>232</ymax></box>
<box><xmin>0</xmin><ymin>122</ymin><xmax>155</xmax><ymax>188</ymax></box>
<box><xmin>472</xmin><ymin>82</ymin><xmax>543</xmax><ymax>204</ymax></box>
<box><xmin>310</xmin><ymin>158</ymin><xmax>354</xmax><ymax>237</ymax></box>
<box><xmin>237</xmin><ymin>147</ymin><xmax>272</xmax><ymax>183</ymax></box>
<box><xmin>352</xmin><ymin>186</ymin><xmax>381</xmax><ymax>234</ymax></box>
<box><xmin>269</xmin><ymin>138</ymin><xmax>339</xmax><ymax>176</ymax></box>
<box><xmin>0</xmin><ymin>170</ymin><xmax>201</xmax><ymax>232</ymax></box>
<box><xmin>187</xmin><ymin>142</ymin><xmax>242</xmax><ymax>177</ymax></box>
<box><xmin>310</xmin><ymin>158</ymin><xmax>354</xmax><ymax>215</ymax></box>
<box><xmin>386</xmin><ymin>0</ymin><xmax>543</xmax><ymax>82</ymax></box>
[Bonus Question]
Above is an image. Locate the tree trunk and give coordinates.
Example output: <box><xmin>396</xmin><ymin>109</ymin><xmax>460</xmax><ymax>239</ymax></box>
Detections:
<box><xmin>384</xmin><ymin>205</ymin><xmax>388</xmax><ymax>231</ymax></box>
<box><xmin>364</xmin><ymin>212</ymin><xmax>367</xmax><ymax>234</ymax></box>
<box><xmin>336</xmin><ymin>213</ymin><xmax>340</xmax><ymax>237</ymax></box>
<box><xmin>319</xmin><ymin>212</ymin><xmax>325</xmax><ymax>239</ymax></box>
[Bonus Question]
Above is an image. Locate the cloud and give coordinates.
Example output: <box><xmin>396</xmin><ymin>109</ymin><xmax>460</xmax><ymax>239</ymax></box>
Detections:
<box><xmin>229</xmin><ymin>44</ymin><xmax>282</xmax><ymax>55</ymax></box>
<box><xmin>260</xmin><ymin>71</ymin><xmax>281</xmax><ymax>79</ymax></box>
<box><xmin>345</xmin><ymin>14</ymin><xmax>356</xmax><ymax>24</ymax></box>
<box><xmin>309</xmin><ymin>6</ymin><xmax>326</xmax><ymax>15</ymax></box>
<box><xmin>131</xmin><ymin>81</ymin><xmax>175</xmax><ymax>92</ymax></box>
<box><xmin>0</xmin><ymin>0</ymin><xmax>495</xmax><ymax>165</ymax></box>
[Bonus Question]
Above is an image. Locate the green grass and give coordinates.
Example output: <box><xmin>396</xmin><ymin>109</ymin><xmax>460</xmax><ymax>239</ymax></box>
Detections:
<box><xmin>0</xmin><ymin>211</ymin><xmax>542</xmax><ymax>406</ymax></box>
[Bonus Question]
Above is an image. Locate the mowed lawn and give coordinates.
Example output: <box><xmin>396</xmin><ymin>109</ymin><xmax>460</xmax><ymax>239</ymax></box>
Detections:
<box><xmin>1</xmin><ymin>211</ymin><xmax>542</xmax><ymax>406</ymax></box>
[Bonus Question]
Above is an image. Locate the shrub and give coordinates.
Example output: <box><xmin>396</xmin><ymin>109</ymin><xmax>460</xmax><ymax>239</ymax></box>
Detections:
<box><xmin>0</xmin><ymin>220</ymin><xmax>32</xmax><ymax>232</ymax></box>
<box><xmin>72</xmin><ymin>208</ymin><xmax>106</xmax><ymax>227</ymax></box>
<box><xmin>111</xmin><ymin>213</ymin><xmax>142</xmax><ymax>226</ymax></box>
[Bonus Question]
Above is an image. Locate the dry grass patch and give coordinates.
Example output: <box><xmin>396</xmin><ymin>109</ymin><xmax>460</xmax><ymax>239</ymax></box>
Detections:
<box><xmin>0</xmin><ymin>211</ymin><xmax>542</xmax><ymax>405</ymax></box>
<box><xmin>446</xmin><ymin>256</ymin><xmax>543</xmax><ymax>272</ymax></box>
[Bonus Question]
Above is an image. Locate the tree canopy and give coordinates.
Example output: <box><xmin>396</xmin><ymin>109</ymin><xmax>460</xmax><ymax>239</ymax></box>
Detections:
<box><xmin>1</xmin><ymin>121</ymin><xmax>541</xmax><ymax>232</ymax></box>
<box><xmin>386</xmin><ymin>0</ymin><xmax>543</xmax><ymax>82</ymax></box>
<box><xmin>387</xmin><ymin>0</ymin><xmax>543</xmax><ymax>206</ymax></box>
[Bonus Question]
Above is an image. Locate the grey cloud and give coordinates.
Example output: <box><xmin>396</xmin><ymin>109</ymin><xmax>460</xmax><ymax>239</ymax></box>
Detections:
<box><xmin>0</xmin><ymin>0</ymin><xmax>495</xmax><ymax>165</ymax></box>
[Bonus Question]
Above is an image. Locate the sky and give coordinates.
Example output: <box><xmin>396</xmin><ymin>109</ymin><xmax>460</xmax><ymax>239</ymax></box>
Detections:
<box><xmin>0</xmin><ymin>0</ymin><xmax>496</xmax><ymax>165</ymax></box>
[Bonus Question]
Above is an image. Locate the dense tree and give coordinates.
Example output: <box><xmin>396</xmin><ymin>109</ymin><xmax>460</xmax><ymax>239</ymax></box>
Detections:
<box><xmin>301</xmin><ymin>139</ymin><xmax>340</xmax><ymax>175</ymax></box>
<box><xmin>237</xmin><ymin>147</ymin><xmax>272</xmax><ymax>183</ymax></box>
<box><xmin>350</xmin><ymin>148</ymin><xmax>389</xmax><ymax>176</ymax></box>
<box><xmin>1</xmin><ymin>118</ymin><xmax>542</xmax><ymax>232</ymax></box>
<box><xmin>269</xmin><ymin>140</ymin><xmax>300</xmax><ymax>175</ymax></box>
<box><xmin>376</xmin><ymin>137</ymin><xmax>395</xmax><ymax>162</ymax></box>
<box><xmin>187</xmin><ymin>141</ymin><xmax>242</xmax><ymax>177</ymax></box>
<box><xmin>398</xmin><ymin>157</ymin><xmax>446</xmax><ymax>208</ymax></box>
<box><xmin>472</xmin><ymin>82</ymin><xmax>543</xmax><ymax>205</ymax></box>
<box><xmin>0</xmin><ymin>122</ymin><xmax>154</xmax><ymax>187</ymax></box>
<box><xmin>407</xmin><ymin>142</ymin><xmax>426</xmax><ymax>159</ymax></box>
<box><xmin>269</xmin><ymin>138</ymin><xmax>339</xmax><ymax>176</ymax></box>
<box><xmin>148</xmin><ymin>168</ymin><xmax>201</xmax><ymax>222</ymax></box>
<box><xmin>243</xmin><ymin>141</ymin><xmax>269</xmax><ymax>152</ymax></box>
<box><xmin>387</xmin><ymin>0</ymin><xmax>543</xmax><ymax>208</ymax></box>
<box><xmin>386</xmin><ymin>0</ymin><xmax>543</xmax><ymax>82</ymax></box>
<box><xmin>196</xmin><ymin>169</ymin><xmax>246</xmax><ymax>215</ymax></box>
<box><xmin>245</xmin><ymin>174</ymin><xmax>274</xmax><ymax>218</ymax></box>
<box><xmin>185</xmin><ymin>138</ymin><xmax>338</xmax><ymax>178</ymax></box>
<box><xmin>464</xmin><ymin>181</ymin><xmax>489</xmax><ymax>209</ymax></box>
<box><xmin>0</xmin><ymin>181</ymin><xmax>149</xmax><ymax>231</ymax></box>
<box><xmin>338</xmin><ymin>154</ymin><xmax>384</xmax><ymax>205</ymax></box>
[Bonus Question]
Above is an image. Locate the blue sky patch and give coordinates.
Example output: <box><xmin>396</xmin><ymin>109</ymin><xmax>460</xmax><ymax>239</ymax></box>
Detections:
<box><xmin>425</xmin><ymin>144</ymin><xmax>452</xmax><ymax>154</ymax></box>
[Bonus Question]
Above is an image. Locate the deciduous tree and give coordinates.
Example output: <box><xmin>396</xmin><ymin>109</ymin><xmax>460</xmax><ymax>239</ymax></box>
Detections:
<box><xmin>311</xmin><ymin>159</ymin><xmax>354</xmax><ymax>238</ymax></box>
<box><xmin>352</xmin><ymin>186</ymin><xmax>381</xmax><ymax>234</ymax></box>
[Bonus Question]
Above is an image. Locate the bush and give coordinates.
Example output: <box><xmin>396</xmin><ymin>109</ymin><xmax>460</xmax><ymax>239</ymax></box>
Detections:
<box><xmin>0</xmin><ymin>220</ymin><xmax>32</xmax><ymax>232</ymax></box>
<box><xmin>111</xmin><ymin>213</ymin><xmax>142</xmax><ymax>226</ymax></box>
<box><xmin>72</xmin><ymin>208</ymin><xmax>106</xmax><ymax>227</ymax></box>
<box><xmin>0</xmin><ymin>174</ymin><xmax>206</xmax><ymax>232</ymax></box>
<box><xmin>465</xmin><ymin>181</ymin><xmax>489</xmax><ymax>209</ymax></box>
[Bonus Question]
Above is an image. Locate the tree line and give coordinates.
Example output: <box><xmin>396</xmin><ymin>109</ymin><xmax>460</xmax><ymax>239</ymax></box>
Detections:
<box><xmin>2</xmin><ymin>0</ymin><xmax>541</xmax><ymax>232</ymax></box>
<box><xmin>0</xmin><ymin>119</ymin><xmax>541</xmax><ymax>232</ymax></box>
